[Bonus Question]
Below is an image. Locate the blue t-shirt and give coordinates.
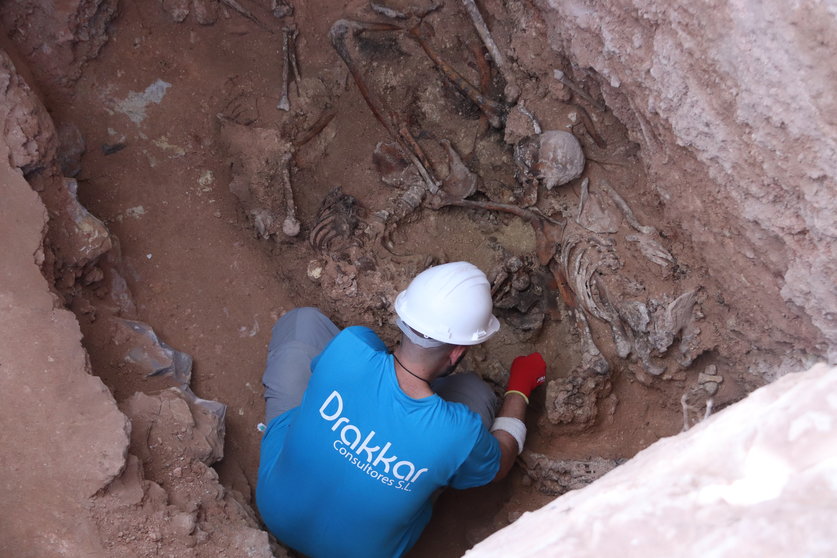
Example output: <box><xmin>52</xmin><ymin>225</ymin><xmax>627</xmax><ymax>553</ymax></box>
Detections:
<box><xmin>256</xmin><ymin>327</ymin><xmax>500</xmax><ymax>558</ymax></box>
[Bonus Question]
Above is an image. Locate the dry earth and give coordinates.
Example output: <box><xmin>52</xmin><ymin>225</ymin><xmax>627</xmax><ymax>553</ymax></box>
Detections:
<box><xmin>0</xmin><ymin>0</ymin><xmax>833</xmax><ymax>557</ymax></box>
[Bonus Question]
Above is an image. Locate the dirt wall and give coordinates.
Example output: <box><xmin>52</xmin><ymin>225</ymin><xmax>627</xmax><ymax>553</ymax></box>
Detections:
<box><xmin>530</xmin><ymin>0</ymin><xmax>836</xmax><ymax>363</ymax></box>
<box><xmin>0</xmin><ymin>111</ymin><xmax>129</xmax><ymax>558</ymax></box>
<box><xmin>0</xmin><ymin>0</ymin><xmax>117</xmax><ymax>91</ymax></box>
<box><xmin>0</xmin><ymin>41</ymin><xmax>277</xmax><ymax>558</ymax></box>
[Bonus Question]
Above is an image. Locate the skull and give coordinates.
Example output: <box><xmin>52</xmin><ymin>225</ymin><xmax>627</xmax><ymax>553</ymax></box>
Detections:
<box><xmin>514</xmin><ymin>130</ymin><xmax>585</xmax><ymax>189</ymax></box>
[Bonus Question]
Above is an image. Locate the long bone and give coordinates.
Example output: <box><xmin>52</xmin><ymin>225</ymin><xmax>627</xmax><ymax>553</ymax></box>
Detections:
<box><xmin>221</xmin><ymin>0</ymin><xmax>274</xmax><ymax>33</ymax></box>
<box><xmin>574</xmin><ymin>309</ymin><xmax>609</xmax><ymax>375</ymax></box>
<box><xmin>407</xmin><ymin>23</ymin><xmax>507</xmax><ymax>129</ymax></box>
<box><xmin>598</xmin><ymin>180</ymin><xmax>656</xmax><ymax>235</ymax></box>
<box><xmin>370</xmin><ymin>1</ymin><xmax>443</xmax><ymax>20</ymax></box>
<box><xmin>278</xmin><ymin>151</ymin><xmax>300</xmax><ymax>236</ymax></box>
<box><xmin>459</xmin><ymin>0</ymin><xmax>519</xmax><ymax>103</ymax></box>
<box><xmin>277</xmin><ymin>27</ymin><xmax>292</xmax><ymax>111</ymax></box>
<box><xmin>288</xmin><ymin>26</ymin><xmax>302</xmax><ymax>96</ymax></box>
<box><xmin>329</xmin><ymin>19</ymin><xmax>440</xmax><ymax>194</ymax></box>
<box><xmin>554</xmin><ymin>69</ymin><xmax>605</xmax><ymax>112</ymax></box>
<box><xmin>429</xmin><ymin>193</ymin><xmax>562</xmax><ymax>226</ymax></box>
<box><xmin>573</xmin><ymin>104</ymin><xmax>606</xmax><ymax>148</ymax></box>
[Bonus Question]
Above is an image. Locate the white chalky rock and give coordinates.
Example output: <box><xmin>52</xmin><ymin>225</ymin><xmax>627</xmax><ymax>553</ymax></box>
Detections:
<box><xmin>514</xmin><ymin>130</ymin><xmax>585</xmax><ymax>189</ymax></box>
<box><xmin>466</xmin><ymin>364</ymin><xmax>837</xmax><ymax>558</ymax></box>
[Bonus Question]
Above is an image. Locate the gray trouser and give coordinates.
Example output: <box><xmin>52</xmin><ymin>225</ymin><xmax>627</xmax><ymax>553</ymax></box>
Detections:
<box><xmin>262</xmin><ymin>307</ymin><xmax>499</xmax><ymax>428</ymax></box>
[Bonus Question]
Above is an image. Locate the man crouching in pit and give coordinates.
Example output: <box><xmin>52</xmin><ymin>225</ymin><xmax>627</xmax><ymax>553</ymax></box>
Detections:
<box><xmin>256</xmin><ymin>261</ymin><xmax>546</xmax><ymax>558</ymax></box>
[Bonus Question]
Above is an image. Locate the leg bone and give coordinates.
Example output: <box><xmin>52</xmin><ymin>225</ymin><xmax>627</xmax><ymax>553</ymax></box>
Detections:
<box><xmin>407</xmin><ymin>23</ymin><xmax>506</xmax><ymax>129</ymax></box>
<box><xmin>279</xmin><ymin>152</ymin><xmax>300</xmax><ymax>236</ymax></box>
<box><xmin>459</xmin><ymin>0</ymin><xmax>519</xmax><ymax>102</ymax></box>
<box><xmin>277</xmin><ymin>27</ymin><xmax>291</xmax><ymax>111</ymax></box>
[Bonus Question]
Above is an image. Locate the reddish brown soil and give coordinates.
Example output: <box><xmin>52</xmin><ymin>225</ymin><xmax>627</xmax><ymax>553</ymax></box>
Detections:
<box><xmin>36</xmin><ymin>1</ymin><xmax>730</xmax><ymax>555</ymax></box>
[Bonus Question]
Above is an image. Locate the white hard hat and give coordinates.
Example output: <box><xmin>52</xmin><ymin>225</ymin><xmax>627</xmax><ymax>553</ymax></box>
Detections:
<box><xmin>394</xmin><ymin>261</ymin><xmax>500</xmax><ymax>345</ymax></box>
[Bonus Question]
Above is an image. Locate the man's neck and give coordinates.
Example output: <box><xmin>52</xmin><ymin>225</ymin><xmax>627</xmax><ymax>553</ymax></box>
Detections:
<box><xmin>392</xmin><ymin>350</ymin><xmax>435</xmax><ymax>399</ymax></box>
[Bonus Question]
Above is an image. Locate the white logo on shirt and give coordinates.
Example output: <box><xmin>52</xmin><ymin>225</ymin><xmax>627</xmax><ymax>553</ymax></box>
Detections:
<box><xmin>320</xmin><ymin>390</ymin><xmax>429</xmax><ymax>491</ymax></box>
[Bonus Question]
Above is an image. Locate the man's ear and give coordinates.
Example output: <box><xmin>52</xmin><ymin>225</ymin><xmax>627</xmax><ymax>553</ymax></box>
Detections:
<box><xmin>450</xmin><ymin>345</ymin><xmax>467</xmax><ymax>364</ymax></box>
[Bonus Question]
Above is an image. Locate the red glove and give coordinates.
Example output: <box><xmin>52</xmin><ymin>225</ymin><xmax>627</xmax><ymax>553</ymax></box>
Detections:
<box><xmin>505</xmin><ymin>352</ymin><xmax>547</xmax><ymax>404</ymax></box>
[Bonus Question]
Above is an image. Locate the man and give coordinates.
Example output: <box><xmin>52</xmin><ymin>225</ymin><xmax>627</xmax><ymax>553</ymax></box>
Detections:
<box><xmin>256</xmin><ymin>261</ymin><xmax>546</xmax><ymax>558</ymax></box>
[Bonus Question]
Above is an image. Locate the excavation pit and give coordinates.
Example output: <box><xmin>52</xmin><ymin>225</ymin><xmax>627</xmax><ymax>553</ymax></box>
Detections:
<box><xmin>1</xmin><ymin>1</ymin><xmax>834</xmax><ymax>557</ymax></box>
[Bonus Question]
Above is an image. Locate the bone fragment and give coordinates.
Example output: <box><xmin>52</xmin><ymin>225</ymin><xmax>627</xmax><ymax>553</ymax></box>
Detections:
<box><xmin>309</xmin><ymin>187</ymin><xmax>359</xmax><ymax>253</ymax></box>
<box><xmin>221</xmin><ymin>0</ymin><xmax>273</xmax><ymax>32</ymax></box>
<box><xmin>574</xmin><ymin>103</ymin><xmax>606</xmax><ymax>148</ymax></box>
<box><xmin>553</xmin><ymin>69</ymin><xmax>605</xmax><ymax>112</ymax></box>
<box><xmin>598</xmin><ymin>180</ymin><xmax>656</xmax><ymax>235</ymax></box>
<box><xmin>575</xmin><ymin>178</ymin><xmax>623</xmax><ymax>234</ymax></box>
<box><xmin>370</xmin><ymin>2</ymin><xmax>407</xmax><ymax>18</ymax></box>
<box><xmin>571</xmin><ymin>242</ymin><xmax>608</xmax><ymax>322</ymax></box>
<box><xmin>490</xmin><ymin>268</ymin><xmax>510</xmax><ymax>297</ymax></box>
<box><xmin>460</xmin><ymin>0</ymin><xmax>519</xmax><ymax>102</ymax></box>
<box><xmin>288</xmin><ymin>27</ymin><xmax>302</xmax><ymax>96</ymax></box>
<box><xmin>517</xmin><ymin>101</ymin><xmax>541</xmax><ymax>135</ymax></box>
<box><xmin>440</xmin><ymin>139</ymin><xmax>477</xmax><ymax>200</ymax></box>
<box><xmin>618</xmin><ymin>300</ymin><xmax>651</xmax><ymax>334</ymax></box>
<box><xmin>250</xmin><ymin>208</ymin><xmax>275</xmax><ymax>239</ymax></box>
<box><xmin>698</xmin><ymin>365</ymin><xmax>724</xmax><ymax>385</ymax></box>
<box><xmin>277</xmin><ymin>27</ymin><xmax>291</xmax><ymax>111</ymax></box>
<box><xmin>278</xmin><ymin>152</ymin><xmax>300</xmax><ymax>236</ymax></box>
<box><xmin>703</xmin><ymin>398</ymin><xmax>714</xmax><ymax>420</ymax></box>
<box><xmin>271</xmin><ymin>0</ymin><xmax>293</xmax><ymax>18</ymax></box>
<box><xmin>650</xmin><ymin>290</ymin><xmax>699</xmax><ymax>353</ymax></box>
<box><xmin>560</xmin><ymin>231</ymin><xmax>616</xmax><ymax>321</ymax></box>
<box><xmin>681</xmin><ymin>389</ymin><xmax>714</xmax><ymax>432</ymax></box>
<box><xmin>608</xmin><ymin>316</ymin><xmax>632</xmax><ymax>358</ymax></box>
<box><xmin>520</xmin><ymin>451</ymin><xmax>619</xmax><ymax>496</ymax></box>
<box><xmin>592</xmin><ymin>278</ymin><xmax>633</xmax><ymax>358</ymax></box>
<box><xmin>574</xmin><ymin>309</ymin><xmax>609</xmax><ymax>375</ymax></box>
<box><xmin>627</xmin><ymin>94</ymin><xmax>660</xmax><ymax>150</ymax></box>
<box><xmin>626</xmin><ymin>233</ymin><xmax>675</xmax><ymax>267</ymax></box>
<box><xmin>371</xmin><ymin>1</ymin><xmax>442</xmax><ymax>19</ymax></box>
<box><xmin>559</xmin><ymin>228</ymin><xmax>634</xmax><ymax>357</ymax></box>
<box><xmin>293</xmin><ymin>110</ymin><xmax>336</xmax><ymax>149</ymax></box>
<box><xmin>576</xmin><ymin>177</ymin><xmax>589</xmax><ymax>220</ymax></box>
<box><xmin>680</xmin><ymin>392</ymin><xmax>692</xmax><ymax>431</ymax></box>
<box><xmin>397</xmin><ymin>122</ymin><xmax>439</xmax><ymax>194</ymax></box>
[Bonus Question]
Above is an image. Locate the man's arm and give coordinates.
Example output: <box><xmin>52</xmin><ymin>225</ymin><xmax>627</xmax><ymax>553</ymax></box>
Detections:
<box><xmin>489</xmin><ymin>353</ymin><xmax>547</xmax><ymax>482</ymax></box>
<box><xmin>491</xmin><ymin>392</ymin><xmax>527</xmax><ymax>481</ymax></box>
